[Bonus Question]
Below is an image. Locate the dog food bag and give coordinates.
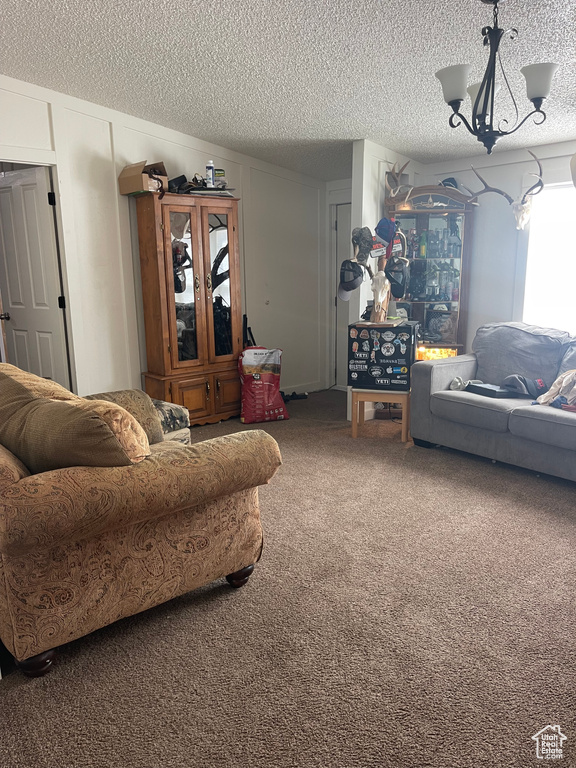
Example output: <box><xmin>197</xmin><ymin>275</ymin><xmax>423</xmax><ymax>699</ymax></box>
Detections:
<box><xmin>238</xmin><ymin>347</ymin><xmax>289</xmax><ymax>423</ymax></box>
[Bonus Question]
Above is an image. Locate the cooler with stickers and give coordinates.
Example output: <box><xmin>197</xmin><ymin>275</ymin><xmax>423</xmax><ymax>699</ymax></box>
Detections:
<box><xmin>347</xmin><ymin>321</ymin><xmax>419</xmax><ymax>391</ymax></box>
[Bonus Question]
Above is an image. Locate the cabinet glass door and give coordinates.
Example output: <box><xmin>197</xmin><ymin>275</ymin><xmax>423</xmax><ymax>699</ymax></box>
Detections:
<box><xmin>164</xmin><ymin>207</ymin><xmax>205</xmax><ymax>368</ymax></box>
<box><xmin>203</xmin><ymin>208</ymin><xmax>239</xmax><ymax>361</ymax></box>
<box><xmin>396</xmin><ymin>211</ymin><xmax>464</xmax><ymax>345</ymax></box>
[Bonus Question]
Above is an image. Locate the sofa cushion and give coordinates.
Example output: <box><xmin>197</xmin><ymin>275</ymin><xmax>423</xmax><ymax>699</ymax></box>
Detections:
<box><xmin>509</xmin><ymin>405</ymin><xmax>576</xmax><ymax>451</ymax></box>
<box><xmin>86</xmin><ymin>389</ymin><xmax>164</xmax><ymax>445</ymax></box>
<box><xmin>558</xmin><ymin>342</ymin><xmax>576</xmax><ymax>376</ymax></box>
<box><xmin>0</xmin><ymin>363</ymin><xmax>77</xmax><ymax>400</ymax></box>
<box><xmin>472</xmin><ymin>322</ymin><xmax>572</xmax><ymax>389</ymax></box>
<box><xmin>0</xmin><ymin>365</ymin><xmax>150</xmax><ymax>464</ymax></box>
<box><xmin>0</xmin><ymin>374</ymin><xmax>150</xmax><ymax>473</ymax></box>
<box><xmin>431</xmin><ymin>390</ymin><xmax>519</xmax><ymax>432</ymax></box>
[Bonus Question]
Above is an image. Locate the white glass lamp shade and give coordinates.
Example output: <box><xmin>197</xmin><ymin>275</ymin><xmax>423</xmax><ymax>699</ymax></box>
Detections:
<box><xmin>467</xmin><ymin>81</ymin><xmax>501</xmax><ymax>108</ymax></box>
<box><xmin>435</xmin><ymin>65</ymin><xmax>471</xmax><ymax>104</ymax></box>
<box><xmin>521</xmin><ymin>63</ymin><xmax>559</xmax><ymax>100</ymax></box>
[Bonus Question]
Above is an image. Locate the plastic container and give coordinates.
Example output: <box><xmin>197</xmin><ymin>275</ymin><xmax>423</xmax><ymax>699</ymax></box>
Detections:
<box><xmin>205</xmin><ymin>160</ymin><xmax>215</xmax><ymax>188</ymax></box>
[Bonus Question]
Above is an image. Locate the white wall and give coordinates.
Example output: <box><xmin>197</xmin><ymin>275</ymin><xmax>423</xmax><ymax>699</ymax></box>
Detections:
<box><xmin>421</xmin><ymin>141</ymin><xmax>576</xmax><ymax>349</ymax></box>
<box><xmin>351</xmin><ymin>140</ymin><xmax>424</xmax><ymax>322</ymax></box>
<box><xmin>0</xmin><ymin>75</ymin><xmax>328</xmax><ymax>395</ymax></box>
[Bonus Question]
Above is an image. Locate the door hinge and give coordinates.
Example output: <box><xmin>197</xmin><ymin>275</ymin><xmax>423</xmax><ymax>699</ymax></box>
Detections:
<box><xmin>47</xmin><ymin>192</ymin><xmax>56</xmax><ymax>206</ymax></box>
<box><xmin>334</xmin><ymin>219</ymin><xmax>338</xmax><ymax>231</ymax></box>
<box><xmin>58</xmin><ymin>296</ymin><xmax>66</xmax><ymax>309</ymax></box>
<box><xmin>167</xmin><ymin>344</ymin><xmax>171</xmax><ymax>353</ymax></box>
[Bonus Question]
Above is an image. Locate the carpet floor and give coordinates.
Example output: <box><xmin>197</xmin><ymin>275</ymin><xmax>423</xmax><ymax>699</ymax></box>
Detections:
<box><xmin>1</xmin><ymin>390</ymin><xmax>575</xmax><ymax>768</ymax></box>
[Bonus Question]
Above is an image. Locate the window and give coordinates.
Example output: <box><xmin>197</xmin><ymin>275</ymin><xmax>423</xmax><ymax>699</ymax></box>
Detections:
<box><xmin>523</xmin><ymin>184</ymin><xmax>576</xmax><ymax>334</ymax></box>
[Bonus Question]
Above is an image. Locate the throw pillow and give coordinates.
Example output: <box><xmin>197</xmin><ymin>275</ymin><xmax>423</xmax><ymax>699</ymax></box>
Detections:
<box><xmin>0</xmin><ymin>363</ymin><xmax>77</xmax><ymax>401</ymax></box>
<box><xmin>0</xmin><ymin>374</ymin><xmax>150</xmax><ymax>474</ymax></box>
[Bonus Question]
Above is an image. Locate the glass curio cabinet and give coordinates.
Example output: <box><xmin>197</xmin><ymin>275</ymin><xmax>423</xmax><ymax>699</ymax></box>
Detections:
<box><xmin>386</xmin><ymin>186</ymin><xmax>475</xmax><ymax>354</ymax></box>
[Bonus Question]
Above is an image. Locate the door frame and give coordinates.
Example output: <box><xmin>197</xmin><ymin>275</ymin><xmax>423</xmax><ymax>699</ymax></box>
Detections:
<box><xmin>328</xmin><ymin>190</ymin><xmax>352</xmax><ymax>391</ymax></box>
<box><xmin>0</xmin><ymin>161</ymin><xmax>74</xmax><ymax>389</ymax></box>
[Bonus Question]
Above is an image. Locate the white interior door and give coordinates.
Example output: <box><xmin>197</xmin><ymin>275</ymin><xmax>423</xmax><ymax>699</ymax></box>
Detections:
<box><xmin>335</xmin><ymin>203</ymin><xmax>352</xmax><ymax>389</ymax></box>
<box><xmin>0</xmin><ymin>166</ymin><xmax>70</xmax><ymax>388</ymax></box>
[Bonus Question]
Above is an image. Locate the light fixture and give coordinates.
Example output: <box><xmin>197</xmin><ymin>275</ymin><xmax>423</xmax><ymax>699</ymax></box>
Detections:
<box><xmin>435</xmin><ymin>0</ymin><xmax>558</xmax><ymax>154</ymax></box>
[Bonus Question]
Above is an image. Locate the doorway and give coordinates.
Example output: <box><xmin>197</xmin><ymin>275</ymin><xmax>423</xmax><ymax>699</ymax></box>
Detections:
<box><xmin>0</xmin><ymin>163</ymin><xmax>71</xmax><ymax>388</ymax></box>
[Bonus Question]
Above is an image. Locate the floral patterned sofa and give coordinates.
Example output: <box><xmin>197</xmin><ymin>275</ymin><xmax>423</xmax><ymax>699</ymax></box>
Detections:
<box><xmin>0</xmin><ymin>365</ymin><xmax>282</xmax><ymax>677</ymax></box>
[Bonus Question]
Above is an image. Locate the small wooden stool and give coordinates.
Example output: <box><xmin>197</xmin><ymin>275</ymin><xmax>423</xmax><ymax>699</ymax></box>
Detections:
<box><xmin>351</xmin><ymin>389</ymin><xmax>411</xmax><ymax>442</ymax></box>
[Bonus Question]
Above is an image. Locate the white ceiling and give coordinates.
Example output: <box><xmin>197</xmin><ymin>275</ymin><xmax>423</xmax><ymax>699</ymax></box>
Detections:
<box><xmin>1</xmin><ymin>0</ymin><xmax>575</xmax><ymax>180</ymax></box>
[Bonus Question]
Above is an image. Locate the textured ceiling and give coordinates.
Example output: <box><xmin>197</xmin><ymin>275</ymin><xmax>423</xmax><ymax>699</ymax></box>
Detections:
<box><xmin>1</xmin><ymin>0</ymin><xmax>575</xmax><ymax>180</ymax></box>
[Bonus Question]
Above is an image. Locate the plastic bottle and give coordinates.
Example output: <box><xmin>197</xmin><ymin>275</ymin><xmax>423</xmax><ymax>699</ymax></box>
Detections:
<box><xmin>205</xmin><ymin>160</ymin><xmax>215</xmax><ymax>188</ymax></box>
<box><xmin>419</xmin><ymin>230</ymin><xmax>427</xmax><ymax>258</ymax></box>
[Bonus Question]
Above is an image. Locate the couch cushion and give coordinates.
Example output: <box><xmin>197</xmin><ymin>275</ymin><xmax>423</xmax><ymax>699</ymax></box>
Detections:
<box><xmin>509</xmin><ymin>404</ymin><xmax>576</xmax><ymax>451</ymax></box>
<box><xmin>0</xmin><ymin>374</ymin><xmax>150</xmax><ymax>473</ymax></box>
<box><xmin>86</xmin><ymin>389</ymin><xmax>164</xmax><ymax>445</ymax></box>
<box><xmin>0</xmin><ymin>363</ymin><xmax>77</xmax><ymax>400</ymax></box>
<box><xmin>0</xmin><ymin>365</ymin><xmax>150</xmax><ymax>464</ymax></box>
<box><xmin>472</xmin><ymin>322</ymin><xmax>572</xmax><ymax>389</ymax></box>
<box><xmin>431</xmin><ymin>390</ymin><xmax>519</xmax><ymax>432</ymax></box>
<box><xmin>558</xmin><ymin>342</ymin><xmax>576</xmax><ymax>376</ymax></box>
<box><xmin>0</xmin><ymin>444</ymin><xmax>30</xmax><ymax>492</ymax></box>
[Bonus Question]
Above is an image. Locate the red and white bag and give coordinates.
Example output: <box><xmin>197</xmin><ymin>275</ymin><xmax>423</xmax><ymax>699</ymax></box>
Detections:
<box><xmin>238</xmin><ymin>347</ymin><xmax>289</xmax><ymax>424</ymax></box>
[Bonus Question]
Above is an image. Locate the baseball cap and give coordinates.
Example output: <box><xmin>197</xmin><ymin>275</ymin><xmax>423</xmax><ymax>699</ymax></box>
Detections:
<box><xmin>375</xmin><ymin>217</ymin><xmax>395</xmax><ymax>247</ymax></box>
<box><xmin>338</xmin><ymin>259</ymin><xmax>364</xmax><ymax>301</ymax></box>
<box><xmin>502</xmin><ymin>374</ymin><xmax>548</xmax><ymax>398</ymax></box>
<box><xmin>384</xmin><ymin>256</ymin><xmax>409</xmax><ymax>299</ymax></box>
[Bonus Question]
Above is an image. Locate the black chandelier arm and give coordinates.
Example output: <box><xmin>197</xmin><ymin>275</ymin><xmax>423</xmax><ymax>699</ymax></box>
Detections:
<box><xmin>497</xmin><ymin>106</ymin><xmax>547</xmax><ymax>137</ymax></box>
<box><xmin>448</xmin><ymin>108</ymin><xmax>477</xmax><ymax>136</ymax></box>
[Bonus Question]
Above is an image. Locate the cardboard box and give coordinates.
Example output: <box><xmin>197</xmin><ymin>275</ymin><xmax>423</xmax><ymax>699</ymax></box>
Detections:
<box><xmin>118</xmin><ymin>161</ymin><xmax>168</xmax><ymax>196</ymax></box>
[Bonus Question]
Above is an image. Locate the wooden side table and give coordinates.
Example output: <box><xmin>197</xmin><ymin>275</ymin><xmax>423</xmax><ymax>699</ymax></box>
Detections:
<box><xmin>351</xmin><ymin>389</ymin><xmax>411</xmax><ymax>442</ymax></box>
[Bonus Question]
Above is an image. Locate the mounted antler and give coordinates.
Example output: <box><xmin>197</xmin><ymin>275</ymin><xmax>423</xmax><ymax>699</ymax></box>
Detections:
<box><xmin>461</xmin><ymin>151</ymin><xmax>543</xmax><ymax>230</ymax></box>
<box><xmin>386</xmin><ymin>161</ymin><xmax>413</xmax><ymax>204</ymax></box>
<box><xmin>512</xmin><ymin>151</ymin><xmax>544</xmax><ymax>229</ymax></box>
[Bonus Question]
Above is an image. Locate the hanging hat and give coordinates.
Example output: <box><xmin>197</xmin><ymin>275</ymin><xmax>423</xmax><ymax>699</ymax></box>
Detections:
<box><xmin>384</xmin><ymin>256</ymin><xmax>409</xmax><ymax>299</ymax></box>
<box><xmin>351</xmin><ymin>227</ymin><xmax>374</xmax><ymax>265</ymax></box>
<box><xmin>375</xmin><ymin>217</ymin><xmax>395</xmax><ymax>247</ymax></box>
<box><xmin>337</xmin><ymin>259</ymin><xmax>364</xmax><ymax>301</ymax></box>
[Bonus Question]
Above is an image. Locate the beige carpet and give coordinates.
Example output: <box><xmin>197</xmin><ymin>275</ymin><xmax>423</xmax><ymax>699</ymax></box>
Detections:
<box><xmin>1</xmin><ymin>390</ymin><xmax>575</xmax><ymax>768</ymax></box>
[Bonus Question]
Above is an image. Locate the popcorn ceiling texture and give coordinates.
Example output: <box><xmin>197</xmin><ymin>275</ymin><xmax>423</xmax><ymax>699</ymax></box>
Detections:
<box><xmin>1</xmin><ymin>0</ymin><xmax>575</xmax><ymax>180</ymax></box>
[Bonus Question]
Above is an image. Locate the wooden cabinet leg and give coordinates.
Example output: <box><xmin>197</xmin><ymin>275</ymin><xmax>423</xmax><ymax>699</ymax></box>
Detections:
<box><xmin>351</xmin><ymin>393</ymin><xmax>358</xmax><ymax>438</ymax></box>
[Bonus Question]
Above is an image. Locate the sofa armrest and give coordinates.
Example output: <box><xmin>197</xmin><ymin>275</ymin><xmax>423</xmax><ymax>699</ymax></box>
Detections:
<box><xmin>0</xmin><ymin>430</ymin><xmax>282</xmax><ymax>557</ymax></box>
<box><xmin>413</xmin><ymin>354</ymin><xmax>478</xmax><ymax>395</ymax></box>
<box><xmin>410</xmin><ymin>355</ymin><xmax>478</xmax><ymax>441</ymax></box>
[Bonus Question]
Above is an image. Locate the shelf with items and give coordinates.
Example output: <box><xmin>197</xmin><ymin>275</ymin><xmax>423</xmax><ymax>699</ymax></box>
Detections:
<box><xmin>385</xmin><ymin>186</ymin><xmax>474</xmax><ymax>350</ymax></box>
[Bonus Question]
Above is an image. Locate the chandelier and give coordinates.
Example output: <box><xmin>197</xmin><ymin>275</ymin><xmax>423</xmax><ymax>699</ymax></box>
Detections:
<box><xmin>435</xmin><ymin>0</ymin><xmax>558</xmax><ymax>154</ymax></box>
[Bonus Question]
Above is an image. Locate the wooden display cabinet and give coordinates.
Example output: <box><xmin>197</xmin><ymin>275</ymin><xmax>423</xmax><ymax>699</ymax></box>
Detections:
<box><xmin>385</xmin><ymin>186</ymin><xmax>475</xmax><ymax>353</ymax></box>
<box><xmin>135</xmin><ymin>191</ymin><xmax>242</xmax><ymax>425</ymax></box>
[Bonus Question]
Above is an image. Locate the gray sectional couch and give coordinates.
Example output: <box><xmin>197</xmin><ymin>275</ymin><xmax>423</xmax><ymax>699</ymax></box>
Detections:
<box><xmin>410</xmin><ymin>322</ymin><xmax>576</xmax><ymax>482</ymax></box>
